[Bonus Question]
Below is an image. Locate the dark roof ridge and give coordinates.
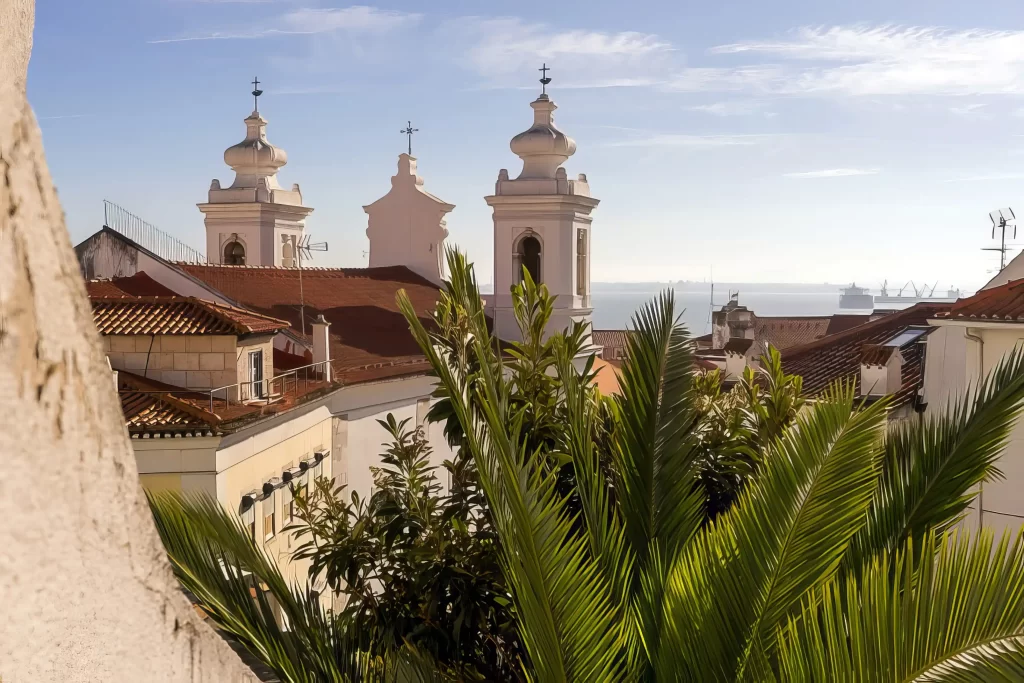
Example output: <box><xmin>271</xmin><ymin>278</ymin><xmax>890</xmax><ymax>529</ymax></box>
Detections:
<box><xmin>781</xmin><ymin>302</ymin><xmax>950</xmax><ymax>360</ymax></box>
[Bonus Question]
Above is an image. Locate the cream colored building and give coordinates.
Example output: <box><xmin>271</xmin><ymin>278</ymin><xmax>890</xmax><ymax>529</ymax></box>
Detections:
<box><xmin>486</xmin><ymin>76</ymin><xmax>600</xmax><ymax>349</ymax></box>
<box><xmin>74</xmin><ymin>76</ymin><xmax>608</xmax><ymax>591</ymax></box>
<box><xmin>923</xmin><ymin>280</ymin><xmax>1024</xmax><ymax>536</ymax></box>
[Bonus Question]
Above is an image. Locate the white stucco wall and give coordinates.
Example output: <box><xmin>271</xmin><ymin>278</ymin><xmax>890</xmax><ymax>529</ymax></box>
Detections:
<box><xmin>487</xmin><ymin>196</ymin><xmax>597</xmax><ymax>343</ymax></box>
<box><xmin>924</xmin><ymin>321</ymin><xmax>1024</xmax><ymax>536</ymax></box>
<box><xmin>0</xmin><ymin>3</ymin><xmax>257</xmax><ymax>678</ymax></box>
<box><xmin>364</xmin><ymin>154</ymin><xmax>453</xmax><ymax>284</ymax></box>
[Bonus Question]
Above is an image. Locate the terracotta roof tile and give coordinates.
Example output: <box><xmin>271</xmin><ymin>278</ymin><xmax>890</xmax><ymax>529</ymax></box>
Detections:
<box><xmin>781</xmin><ymin>303</ymin><xmax>951</xmax><ymax>406</ymax></box>
<box><xmin>860</xmin><ymin>343</ymin><xmax>899</xmax><ymax>366</ymax></box>
<box><xmin>175</xmin><ymin>263</ymin><xmax>442</xmax><ymax>377</ymax></box>
<box><xmin>592</xmin><ymin>329</ymin><xmax>631</xmax><ymax>349</ymax></box>
<box><xmin>724</xmin><ymin>337</ymin><xmax>755</xmax><ymax>355</ymax></box>
<box><xmin>91</xmin><ymin>297</ymin><xmax>290</xmax><ymax>336</ymax></box>
<box><xmin>117</xmin><ymin>372</ymin><xmax>222</xmax><ymax>435</ymax></box>
<box><xmin>938</xmin><ymin>279</ymin><xmax>1024</xmax><ymax>321</ymax></box>
<box><xmin>85</xmin><ymin>272</ymin><xmax>178</xmax><ymax>298</ymax></box>
<box><xmin>754</xmin><ymin>317</ymin><xmax>832</xmax><ymax>351</ymax></box>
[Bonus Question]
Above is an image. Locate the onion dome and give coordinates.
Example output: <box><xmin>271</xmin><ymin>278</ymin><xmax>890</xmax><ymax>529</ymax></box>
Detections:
<box><xmin>223</xmin><ymin>111</ymin><xmax>288</xmax><ymax>189</ymax></box>
<box><xmin>509</xmin><ymin>94</ymin><xmax>577</xmax><ymax>179</ymax></box>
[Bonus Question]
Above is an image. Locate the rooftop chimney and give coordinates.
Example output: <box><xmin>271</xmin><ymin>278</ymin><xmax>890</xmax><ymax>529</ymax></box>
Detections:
<box><xmin>724</xmin><ymin>337</ymin><xmax>756</xmax><ymax>378</ymax></box>
<box><xmin>859</xmin><ymin>344</ymin><xmax>903</xmax><ymax>397</ymax></box>
<box><xmin>312</xmin><ymin>314</ymin><xmax>331</xmax><ymax>382</ymax></box>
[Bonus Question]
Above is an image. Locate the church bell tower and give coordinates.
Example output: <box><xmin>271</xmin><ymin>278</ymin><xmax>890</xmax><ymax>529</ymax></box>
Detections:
<box><xmin>485</xmin><ymin>66</ymin><xmax>600</xmax><ymax>347</ymax></box>
<box><xmin>199</xmin><ymin>78</ymin><xmax>313</xmax><ymax>267</ymax></box>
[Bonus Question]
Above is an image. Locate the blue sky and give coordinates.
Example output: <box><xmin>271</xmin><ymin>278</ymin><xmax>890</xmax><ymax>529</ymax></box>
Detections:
<box><xmin>29</xmin><ymin>0</ymin><xmax>1024</xmax><ymax>289</ymax></box>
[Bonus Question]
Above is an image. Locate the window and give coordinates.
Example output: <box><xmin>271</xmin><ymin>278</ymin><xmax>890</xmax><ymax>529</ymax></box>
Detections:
<box><xmin>240</xmin><ymin>497</ymin><xmax>257</xmax><ymax>541</ymax></box>
<box><xmin>884</xmin><ymin>327</ymin><xmax>929</xmax><ymax>348</ymax></box>
<box><xmin>288</xmin><ymin>483</ymin><xmax>306</xmax><ymax>521</ymax></box>
<box><xmin>515</xmin><ymin>234</ymin><xmax>542</xmax><ymax>284</ymax></box>
<box><xmin>223</xmin><ymin>240</ymin><xmax>246</xmax><ymax>265</ymax></box>
<box><xmin>263</xmin><ymin>496</ymin><xmax>276</xmax><ymax>541</ymax></box>
<box><xmin>576</xmin><ymin>228</ymin><xmax>588</xmax><ymax>296</ymax></box>
<box><xmin>249</xmin><ymin>349</ymin><xmax>265</xmax><ymax>399</ymax></box>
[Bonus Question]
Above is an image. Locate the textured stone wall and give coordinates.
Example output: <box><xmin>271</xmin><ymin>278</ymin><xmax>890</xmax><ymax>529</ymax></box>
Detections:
<box><xmin>0</xmin><ymin>2</ymin><xmax>258</xmax><ymax>680</ymax></box>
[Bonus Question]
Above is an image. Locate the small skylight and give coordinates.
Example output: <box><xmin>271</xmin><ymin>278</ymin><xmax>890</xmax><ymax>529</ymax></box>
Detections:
<box><xmin>884</xmin><ymin>327</ymin><xmax>929</xmax><ymax>348</ymax></box>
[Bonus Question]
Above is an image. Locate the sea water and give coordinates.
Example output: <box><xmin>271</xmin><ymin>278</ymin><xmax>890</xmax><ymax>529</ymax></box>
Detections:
<box><xmin>590</xmin><ymin>283</ymin><xmax>848</xmax><ymax>334</ymax></box>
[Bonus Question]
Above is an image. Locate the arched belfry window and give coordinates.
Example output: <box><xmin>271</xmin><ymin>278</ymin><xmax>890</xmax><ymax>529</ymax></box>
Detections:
<box><xmin>224</xmin><ymin>240</ymin><xmax>246</xmax><ymax>265</ymax></box>
<box><xmin>514</xmin><ymin>234</ymin><xmax>542</xmax><ymax>284</ymax></box>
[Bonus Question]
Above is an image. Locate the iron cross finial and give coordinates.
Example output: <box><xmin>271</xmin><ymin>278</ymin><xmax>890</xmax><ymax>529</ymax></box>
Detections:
<box><xmin>400</xmin><ymin>121</ymin><xmax>419</xmax><ymax>156</ymax></box>
<box><xmin>539</xmin><ymin>63</ymin><xmax>552</xmax><ymax>95</ymax></box>
<box><xmin>251</xmin><ymin>76</ymin><xmax>263</xmax><ymax>111</ymax></box>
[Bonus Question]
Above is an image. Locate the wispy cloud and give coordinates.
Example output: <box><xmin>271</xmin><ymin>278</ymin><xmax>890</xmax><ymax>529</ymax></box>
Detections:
<box><xmin>443</xmin><ymin>17</ymin><xmax>676</xmax><ymax>89</ymax></box>
<box><xmin>687</xmin><ymin>100</ymin><xmax>768</xmax><ymax>116</ymax></box>
<box><xmin>949</xmin><ymin>102</ymin><xmax>988</xmax><ymax>116</ymax></box>
<box><xmin>704</xmin><ymin>25</ymin><xmax>1024</xmax><ymax>97</ymax></box>
<box><xmin>604</xmin><ymin>133</ymin><xmax>775</xmax><ymax>148</ymax></box>
<box><xmin>149</xmin><ymin>5</ymin><xmax>421</xmax><ymax>43</ymax></box>
<box><xmin>946</xmin><ymin>172</ymin><xmax>1024</xmax><ymax>182</ymax></box>
<box><xmin>38</xmin><ymin>113</ymin><xmax>90</xmax><ymax>120</ymax></box>
<box><xmin>783</xmin><ymin>168</ymin><xmax>880</xmax><ymax>178</ymax></box>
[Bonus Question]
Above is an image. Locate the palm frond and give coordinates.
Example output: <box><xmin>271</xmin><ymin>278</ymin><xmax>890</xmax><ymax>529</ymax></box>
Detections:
<box><xmin>659</xmin><ymin>383</ymin><xmax>888</xmax><ymax>680</ymax></box>
<box><xmin>553</xmin><ymin>326</ymin><xmax>639</xmax><ymax>673</ymax></box>
<box><xmin>614</xmin><ymin>290</ymin><xmax>704</xmax><ymax>566</ymax></box>
<box><xmin>397</xmin><ymin>252</ymin><xmax>624</xmax><ymax>681</ymax></box>
<box><xmin>147</xmin><ymin>492</ymin><xmax>364</xmax><ymax>682</ymax></box>
<box><xmin>845</xmin><ymin>346</ymin><xmax>1024</xmax><ymax>571</ymax></box>
<box><xmin>777</xmin><ymin>529</ymin><xmax>1024</xmax><ymax>682</ymax></box>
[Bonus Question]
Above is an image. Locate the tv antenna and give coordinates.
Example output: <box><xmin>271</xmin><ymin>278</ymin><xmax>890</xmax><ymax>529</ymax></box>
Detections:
<box><xmin>985</xmin><ymin>207</ymin><xmax>1016</xmax><ymax>271</ymax></box>
<box><xmin>294</xmin><ymin>235</ymin><xmax>328</xmax><ymax>336</ymax></box>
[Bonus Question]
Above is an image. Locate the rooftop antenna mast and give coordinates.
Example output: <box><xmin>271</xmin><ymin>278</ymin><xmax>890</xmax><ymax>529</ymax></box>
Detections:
<box><xmin>295</xmin><ymin>235</ymin><xmax>328</xmax><ymax>336</ymax></box>
<box><xmin>985</xmin><ymin>207</ymin><xmax>1016</xmax><ymax>271</ymax></box>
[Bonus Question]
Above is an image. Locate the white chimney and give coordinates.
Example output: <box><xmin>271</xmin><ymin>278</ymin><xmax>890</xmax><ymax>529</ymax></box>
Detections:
<box><xmin>860</xmin><ymin>345</ymin><xmax>903</xmax><ymax>397</ymax></box>
<box><xmin>312</xmin><ymin>314</ymin><xmax>331</xmax><ymax>382</ymax></box>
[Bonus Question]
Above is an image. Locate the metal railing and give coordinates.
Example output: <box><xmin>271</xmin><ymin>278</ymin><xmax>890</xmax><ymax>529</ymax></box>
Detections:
<box><xmin>103</xmin><ymin>199</ymin><xmax>207</xmax><ymax>263</ymax></box>
<box><xmin>207</xmin><ymin>360</ymin><xmax>332</xmax><ymax>413</ymax></box>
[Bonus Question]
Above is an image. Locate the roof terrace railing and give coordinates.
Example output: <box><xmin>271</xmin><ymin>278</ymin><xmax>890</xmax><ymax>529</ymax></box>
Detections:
<box><xmin>103</xmin><ymin>199</ymin><xmax>207</xmax><ymax>264</ymax></box>
<box><xmin>207</xmin><ymin>359</ymin><xmax>332</xmax><ymax>413</ymax></box>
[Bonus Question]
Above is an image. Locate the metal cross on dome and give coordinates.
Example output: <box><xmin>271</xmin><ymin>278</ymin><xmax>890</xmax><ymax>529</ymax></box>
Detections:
<box><xmin>400</xmin><ymin>121</ymin><xmax>419</xmax><ymax>156</ymax></box>
<box><xmin>539</xmin><ymin>63</ymin><xmax>552</xmax><ymax>95</ymax></box>
<box><xmin>251</xmin><ymin>76</ymin><xmax>263</xmax><ymax>111</ymax></box>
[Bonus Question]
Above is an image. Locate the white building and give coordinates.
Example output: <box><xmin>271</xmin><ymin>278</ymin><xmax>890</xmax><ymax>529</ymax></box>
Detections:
<box><xmin>922</xmin><ymin>280</ymin><xmax>1024</xmax><ymax>536</ymax></box>
<box><xmin>199</xmin><ymin>98</ymin><xmax>313</xmax><ymax>267</ymax></box>
<box><xmin>364</xmin><ymin>153</ymin><xmax>454</xmax><ymax>284</ymax></box>
<box><xmin>74</xmin><ymin>76</ymin><xmax>608</xmax><ymax>578</ymax></box>
<box><xmin>485</xmin><ymin>82</ymin><xmax>599</xmax><ymax>346</ymax></box>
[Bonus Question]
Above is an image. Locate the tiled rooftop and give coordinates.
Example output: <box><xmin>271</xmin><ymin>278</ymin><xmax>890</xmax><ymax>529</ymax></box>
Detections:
<box><xmin>937</xmin><ymin>278</ymin><xmax>1024</xmax><ymax>321</ymax></box>
<box><xmin>781</xmin><ymin>303</ymin><xmax>951</xmax><ymax>406</ymax></box>
<box><xmin>85</xmin><ymin>272</ymin><xmax>177</xmax><ymax>298</ymax></box>
<box><xmin>91</xmin><ymin>296</ymin><xmax>290</xmax><ymax>336</ymax></box>
<box><xmin>118</xmin><ymin>370</ymin><xmax>335</xmax><ymax>435</ymax></box>
<box><xmin>175</xmin><ymin>263</ymin><xmax>442</xmax><ymax>380</ymax></box>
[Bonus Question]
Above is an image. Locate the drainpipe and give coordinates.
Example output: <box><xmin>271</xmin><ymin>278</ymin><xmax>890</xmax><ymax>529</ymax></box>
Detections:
<box><xmin>965</xmin><ymin>327</ymin><xmax>984</xmax><ymax>530</ymax></box>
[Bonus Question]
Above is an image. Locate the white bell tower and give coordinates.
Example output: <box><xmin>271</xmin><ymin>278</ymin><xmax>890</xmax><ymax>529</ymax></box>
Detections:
<box><xmin>485</xmin><ymin>67</ymin><xmax>599</xmax><ymax>347</ymax></box>
<box><xmin>199</xmin><ymin>78</ymin><xmax>313</xmax><ymax>267</ymax></box>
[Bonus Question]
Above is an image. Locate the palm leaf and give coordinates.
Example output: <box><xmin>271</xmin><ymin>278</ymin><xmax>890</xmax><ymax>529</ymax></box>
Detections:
<box><xmin>148</xmin><ymin>492</ymin><xmax>364</xmax><ymax>682</ymax></box>
<box><xmin>777</xmin><ymin>529</ymin><xmax>1024</xmax><ymax>682</ymax></box>
<box><xmin>397</xmin><ymin>250</ymin><xmax>624</xmax><ymax>681</ymax></box>
<box><xmin>659</xmin><ymin>383</ymin><xmax>888</xmax><ymax>680</ymax></box>
<box><xmin>845</xmin><ymin>346</ymin><xmax>1024</xmax><ymax>571</ymax></box>
<box><xmin>614</xmin><ymin>290</ymin><xmax>704</xmax><ymax>564</ymax></box>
